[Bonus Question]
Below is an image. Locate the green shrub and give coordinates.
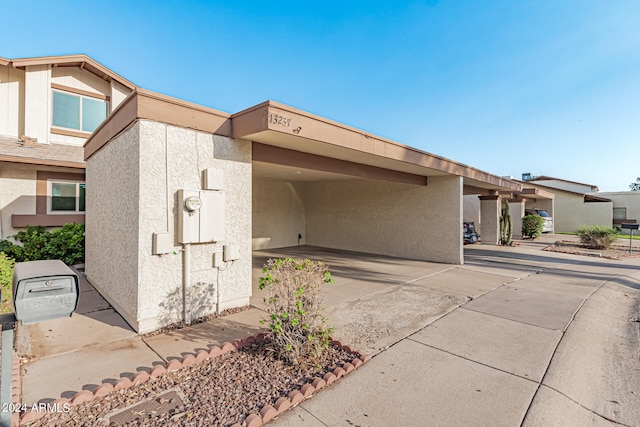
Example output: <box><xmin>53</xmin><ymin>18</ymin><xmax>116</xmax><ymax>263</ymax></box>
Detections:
<box><xmin>0</xmin><ymin>253</ymin><xmax>15</xmax><ymax>314</ymax></box>
<box><xmin>259</xmin><ymin>258</ymin><xmax>334</xmax><ymax>366</ymax></box>
<box><xmin>0</xmin><ymin>223</ymin><xmax>85</xmax><ymax>265</ymax></box>
<box><xmin>576</xmin><ymin>225</ymin><xmax>618</xmax><ymax>249</ymax></box>
<box><xmin>523</xmin><ymin>214</ymin><xmax>545</xmax><ymax>239</ymax></box>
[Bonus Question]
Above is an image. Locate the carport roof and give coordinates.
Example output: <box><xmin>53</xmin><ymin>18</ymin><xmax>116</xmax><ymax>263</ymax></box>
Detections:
<box><xmin>233</xmin><ymin>100</ymin><xmax>520</xmax><ymax>191</ymax></box>
<box><xmin>85</xmin><ymin>91</ymin><xmax>520</xmax><ymax>192</ymax></box>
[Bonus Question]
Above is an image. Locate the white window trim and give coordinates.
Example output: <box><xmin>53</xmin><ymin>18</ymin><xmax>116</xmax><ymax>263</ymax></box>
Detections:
<box><xmin>47</xmin><ymin>180</ymin><xmax>86</xmax><ymax>214</ymax></box>
<box><xmin>51</xmin><ymin>89</ymin><xmax>109</xmax><ymax>133</ymax></box>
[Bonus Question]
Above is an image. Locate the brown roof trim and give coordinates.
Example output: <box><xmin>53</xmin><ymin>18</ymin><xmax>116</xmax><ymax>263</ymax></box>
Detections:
<box><xmin>584</xmin><ymin>194</ymin><xmax>612</xmax><ymax>203</ymax></box>
<box><xmin>0</xmin><ymin>57</ymin><xmax>9</xmax><ymax>67</ymax></box>
<box><xmin>233</xmin><ymin>100</ymin><xmax>521</xmax><ymax>191</ymax></box>
<box><xmin>521</xmin><ymin>181</ymin><xmax>604</xmax><ymax>199</ymax></box>
<box><xmin>0</xmin><ymin>154</ymin><xmax>85</xmax><ymax>169</ymax></box>
<box><xmin>528</xmin><ymin>175</ymin><xmax>599</xmax><ymax>191</ymax></box>
<box><xmin>520</xmin><ymin>187</ymin><xmax>555</xmax><ymax>200</ymax></box>
<box><xmin>9</xmin><ymin>54</ymin><xmax>137</xmax><ymax>90</ymax></box>
<box><xmin>85</xmin><ymin>89</ymin><xmax>232</xmax><ymax>160</ymax></box>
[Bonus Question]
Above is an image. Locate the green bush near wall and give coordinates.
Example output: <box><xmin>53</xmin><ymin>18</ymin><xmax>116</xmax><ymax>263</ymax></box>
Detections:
<box><xmin>0</xmin><ymin>253</ymin><xmax>15</xmax><ymax>314</ymax></box>
<box><xmin>0</xmin><ymin>223</ymin><xmax>85</xmax><ymax>266</ymax></box>
<box><xmin>522</xmin><ymin>214</ymin><xmax>545</xmax><ymax>239</ymax></box>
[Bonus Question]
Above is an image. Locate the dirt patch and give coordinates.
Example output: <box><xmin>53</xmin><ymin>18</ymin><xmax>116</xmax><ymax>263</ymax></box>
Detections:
<box><xmin>544</xmin><ymin>240</ymin><xmax>640</xmax><ymax>260</ymax></box>
<box><xmin>26</xmin><ymin>339</ymin><xmax>359</xmax><ymax>427</ymax></box>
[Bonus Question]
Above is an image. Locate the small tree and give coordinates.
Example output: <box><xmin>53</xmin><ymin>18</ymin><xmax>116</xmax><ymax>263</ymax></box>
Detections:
<box><xmin>630</xmin><ymin>177</ymin><xmax>640</xmax><ymax>191</ymax></box>
<box><xmin>259</xmin><ymin>258</ymin><xmax>334</xmax><ymax>366</ymax></box>
<box><xmin>522</xmin><ymin>214</ymin><xmax>544</xmax><ymax>239</ymax></box>
<box><xmin>499</xmin><ymin>200</ymin><xmax>513</xmax><ymax>246</ymax></box>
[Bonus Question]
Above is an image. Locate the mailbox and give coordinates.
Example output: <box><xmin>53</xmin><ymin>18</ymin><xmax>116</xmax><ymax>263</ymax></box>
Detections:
<box><xmin>12</xmin><ymin>260</ymin><xmax>79</xmax><ymax>324</ymax></box>
<box><xmin>621</xmin><ymin>223</ymin><xmax>639</xmax><ymax>230</ymax></box>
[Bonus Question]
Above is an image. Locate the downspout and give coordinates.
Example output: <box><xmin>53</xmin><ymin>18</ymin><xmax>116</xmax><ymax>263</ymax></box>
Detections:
<box><xmin>183</xmin><ymin>243</ymin><xmax>191</xmax><ymax>325</ymax></box>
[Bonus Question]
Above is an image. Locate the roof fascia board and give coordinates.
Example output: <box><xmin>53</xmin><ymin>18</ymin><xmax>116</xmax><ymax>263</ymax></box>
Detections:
<box><xmin>84</xmin><ymin>89</ymin><xmax>232</xmax><ymax>160</ymax></box>
<box><xmin>234</xmin><ymin>100</ymin><xmax>521</xmax><ymax>191</ymax></box>
<box><xmin>0</xmin><ymin>155</ymin><xmax>85</xmax><ymax>169</ymax></box>
<box><xmin>10</xmin><ymin>54</ymin><xmax>137</xmax><ymax>90</ymax></box>
<box><xmin>0</xmin><ymin>57</ymin><xmax>9</xmax><ymax>66</ymax></box>
<box><xmin>529</xmin><ymin>175</ymin><xmax>598</xmax><ymax>190</ymax></box>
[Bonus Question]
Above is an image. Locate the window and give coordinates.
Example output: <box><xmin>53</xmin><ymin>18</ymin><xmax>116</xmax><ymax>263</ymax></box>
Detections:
<box><xmin>52</xmin><ymin>90</ymin><xmax>108</xmax><ymax>133</ymax></box>
<box><xmin>49</xmin><ymin>181</ymin><xmax>86</xmax><ymax>213</ymax></box>
<box><xmin>613</xmin><ymin>207</ymin><xmax>627</xmax><ymax>220</ymax></box>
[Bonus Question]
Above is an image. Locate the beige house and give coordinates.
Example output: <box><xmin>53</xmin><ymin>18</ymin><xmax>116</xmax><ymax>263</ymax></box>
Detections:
<box><xmin>590</xmin><ymin>191</ymin><xmax>640</xmax><ymax>230</ymax></box>
<box><xmin>0</xmin><ymin>55</ymin><xmax>136</xmax><ymax>239</ymax></box>
<box><xmin>85</xmin><ymin>90</ymin><xmax>522</xmax><ymax>333</ymax></box>
<box><xmin>521</xmin><ymin>177</ymin><xmax>612</xmax><ymax>233</ymax></box>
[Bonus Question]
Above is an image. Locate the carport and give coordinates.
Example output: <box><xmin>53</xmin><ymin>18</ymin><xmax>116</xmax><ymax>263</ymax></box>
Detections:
<box><xmin>233</xmin><ymin>101</ymin><xmax>521</xmax><ymax>265</ymax></box>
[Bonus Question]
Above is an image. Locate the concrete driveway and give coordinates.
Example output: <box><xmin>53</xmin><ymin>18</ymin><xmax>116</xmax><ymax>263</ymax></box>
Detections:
<box><xmin>18</xmin><ymin>239</ymin><xmax>640</xmax><ymax>426</ymax></box>
<box><xmin>258</xmin><ymin>243</ymin><xmax>640</xmax><ymax>427</ymax></box>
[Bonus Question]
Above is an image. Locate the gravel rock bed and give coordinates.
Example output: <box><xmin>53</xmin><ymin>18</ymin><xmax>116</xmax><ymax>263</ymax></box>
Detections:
<box><xmin>544</xmin><ymin>240</ymin><xmax>640</xmax><ymax>259</ymax></box>
<box><xmin>27</xmin><ymin>340</ymin><xmax>357</xmax><ymax>427</ymax></box>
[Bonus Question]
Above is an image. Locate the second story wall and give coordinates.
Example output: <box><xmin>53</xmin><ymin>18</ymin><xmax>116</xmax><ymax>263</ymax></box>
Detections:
<box><xmin>0</xmin><ymin>63</ymin><xmax>25</xmax><ymax>137</ymax></box>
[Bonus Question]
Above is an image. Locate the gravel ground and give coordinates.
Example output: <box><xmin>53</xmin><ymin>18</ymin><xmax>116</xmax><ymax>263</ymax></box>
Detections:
<box><xmin>27</xmin><ymin>340</ymin><xmax>357</xmax><ymax>427</ymax></box>
<box><xmin>544</xmin><ymin>240</ymin><xmax>640</xmax><ymax>259</ymax></box>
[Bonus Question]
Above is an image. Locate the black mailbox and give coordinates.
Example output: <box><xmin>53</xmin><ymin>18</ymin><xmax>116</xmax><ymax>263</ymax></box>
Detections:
<box><xmin>12</xmin><ymin>260</ymin><xmax>79</xmax><ymax>324</ymax></box>
<box><xmin>621</xmin><ymin>223</ymin><xmax>640</xmax><ymax>230</ymax></box>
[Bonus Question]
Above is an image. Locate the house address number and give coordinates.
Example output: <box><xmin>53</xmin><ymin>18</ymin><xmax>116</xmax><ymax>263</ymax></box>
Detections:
<box><xmin>268</xmin><ymin>113</ymin><xmax>291</xmax><ymax>127</ymax></box>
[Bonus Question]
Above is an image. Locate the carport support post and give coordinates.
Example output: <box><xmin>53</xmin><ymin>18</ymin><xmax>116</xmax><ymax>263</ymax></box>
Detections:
<box><xmin>479</xmin><ymin>195</ymin><xmax>501</xmax><ymax>245</ymax></box>
<box><xmin>509</xmin><ymin>199</ymin><xmax>526</xmax><ymax>240</ymax></box>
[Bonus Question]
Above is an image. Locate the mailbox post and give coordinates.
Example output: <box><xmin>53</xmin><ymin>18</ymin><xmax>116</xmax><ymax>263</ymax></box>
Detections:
<box><xmin>1</xmin><ymin>260</ymin><xmax>79</xmax><ymax>427</ymax></box>
<box><xmin>621</xmin><ymin>223</ymin><xmax>639</xmax><ymax>253</ymax></box>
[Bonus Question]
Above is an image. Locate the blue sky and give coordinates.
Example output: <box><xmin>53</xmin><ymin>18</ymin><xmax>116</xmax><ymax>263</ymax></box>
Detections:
<box><xmin>4</xmin><ymin>1</ymin><xmax>639</xmax><ymax>191</ymax></box>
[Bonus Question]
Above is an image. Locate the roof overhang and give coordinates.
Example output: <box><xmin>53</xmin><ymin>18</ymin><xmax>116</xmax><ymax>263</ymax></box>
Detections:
<box><xmin>9</xmin><ymin>54</ymin><xmax>137</xmax><ymax>90</ymax></box>
<box><xmin>0</xmin><ymin>57</ymin><xmax>9</xmax><ymax>67</ymax></box>
<box><xmin>233</xmin><ymin>101</ymin><xmax>521</xmax><ymax>191</ymax></box>
<box><xmin>85</xmin><ymin>89</ymin><xmax>231</xmax><ymax>160</ymax></box>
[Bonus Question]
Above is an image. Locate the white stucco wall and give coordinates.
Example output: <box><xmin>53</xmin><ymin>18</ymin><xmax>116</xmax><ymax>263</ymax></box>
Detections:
<box><xmin>0</xmin><ymin>163</ymin><xmax>36</xmax><ymax>240</ymax></box>
<box><xmin>546</xmin><ymin>192</ymin><xmax>611</xmax><ymax>232</ymax></box>
<box><xmin>85</xmin><ymin>122</ymin><xmax>141</xmax><ymax>328</ymax></box>
<box><xmin>0</xmin><ymin>64</ymin><xmax>25</xmax><ymax>138</ymax></box>
<box><xmin>87</xmin><ymin>120</ymin><xmax>252</xmax><ymax>333</ymax></box>
<box><xmin>252</xmin><ymin>178</ymin><xmax>305</xmax><ymax>250</ymax></box>
<box><xmin>596</xmin><ymin>192</ymin><xmax>640</xmax><ymax>221</ymax></box>
<box><xmin>301</xmin><ymin>175</ymin><xmax>463</xmax><ymax>264</ymax></box>
<box><xmin>480</xmin><ymin>197</ymin><xmax>500</xmax><ymax>245</ymax></box>
<box><xmin>0</xmin><ymin>163</ymin><xmax>83</xmax><ymax>240</ymax></box>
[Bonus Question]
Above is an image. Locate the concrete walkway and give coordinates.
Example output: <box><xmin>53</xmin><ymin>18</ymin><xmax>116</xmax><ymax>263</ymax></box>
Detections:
<box><xmin>17</xmin><ymin>237</ymin><xmax>640</xmax><ymax>426</ymax></box>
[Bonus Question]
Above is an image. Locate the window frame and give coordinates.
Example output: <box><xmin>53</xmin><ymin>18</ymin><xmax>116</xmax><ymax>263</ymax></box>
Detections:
<box><xmin>51</xmin><ymin>88</ymin><xmax>109</xmax><ymax>134</ymax></box>
<box><xmin>47</xmin><ymin>179</ymin><xmax>86</xmax><ymax>214</ymax></box>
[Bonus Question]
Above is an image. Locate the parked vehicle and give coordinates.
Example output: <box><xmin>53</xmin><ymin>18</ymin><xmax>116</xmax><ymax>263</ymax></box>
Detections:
<box><xmin>525</xmin><ymin>208</ymin><xmax>553</xmax><ymax>233</ymax></box>
<box><xmin>463</xmin><ymin>222</ymin><xmax>479</xmax><ymax>244</ymax></box>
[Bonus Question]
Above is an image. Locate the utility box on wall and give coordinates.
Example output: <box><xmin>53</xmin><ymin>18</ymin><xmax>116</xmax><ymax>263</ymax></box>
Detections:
<box><xmin>178</xmin><ymin>189</ymin><xmax>226</xmax><ymax>244</ymax></box>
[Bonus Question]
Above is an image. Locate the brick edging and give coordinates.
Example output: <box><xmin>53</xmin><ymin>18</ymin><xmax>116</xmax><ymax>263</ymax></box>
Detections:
<box><xmin>19</xmin><ymin>334</ymin><xmax>370</xmax><ymax>425</ymax></box>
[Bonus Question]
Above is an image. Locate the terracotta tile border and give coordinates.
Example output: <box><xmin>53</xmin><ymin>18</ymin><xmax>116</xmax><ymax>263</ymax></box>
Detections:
<box><xmin>19</xmin><ymin>334</ymin><xmax>371</xmax><ymax>426</ymax></box>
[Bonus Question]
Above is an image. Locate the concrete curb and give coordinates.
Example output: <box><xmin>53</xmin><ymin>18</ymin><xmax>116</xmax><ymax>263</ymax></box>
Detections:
<box><xmin>19</xmin><ymin>334</ymin><xmax>370</xmax><ymax>426</ymax></box>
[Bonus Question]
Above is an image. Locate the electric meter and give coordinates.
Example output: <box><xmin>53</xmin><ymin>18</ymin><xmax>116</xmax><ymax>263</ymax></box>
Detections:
<box><xmin>184</xmin><ymin>196</ymin><xmax>202</xmax><ymax>212</ymax></box>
